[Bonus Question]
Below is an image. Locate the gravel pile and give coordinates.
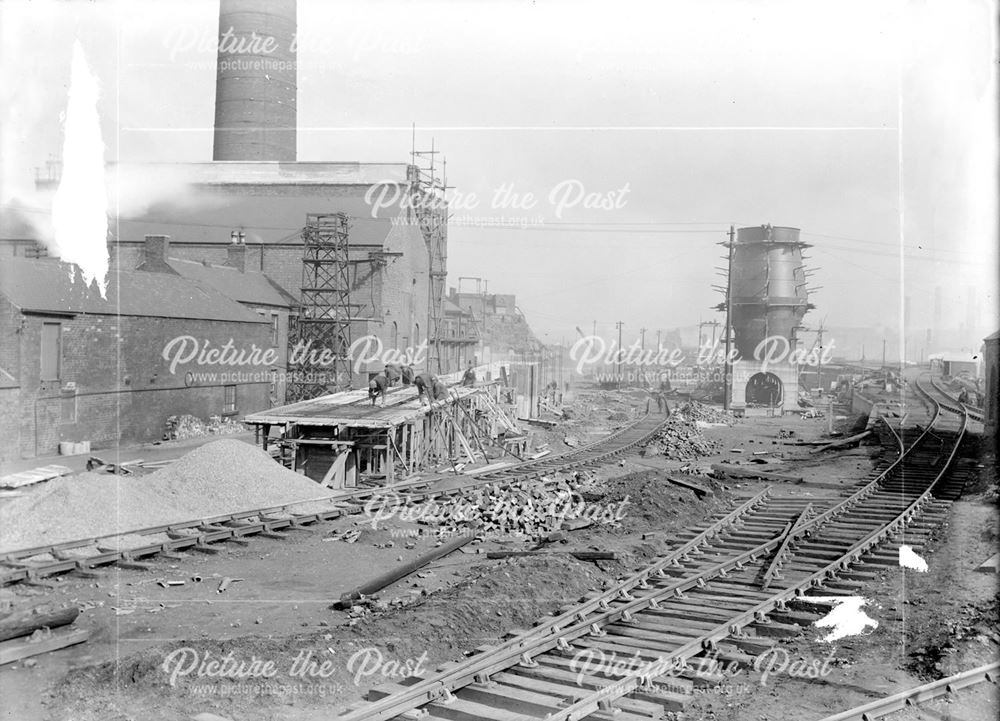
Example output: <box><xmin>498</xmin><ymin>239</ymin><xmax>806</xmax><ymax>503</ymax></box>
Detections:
<box><xmin>643</xmin><ymin>414</ymin><xmax>722</xmax><ymax>460</ymax></box>
<box><xmin>0</xmin><ymin>472</ymin><xmax>192</xmax><ymax>552</ymax></box>
<box><xmin>0</xmin><ymin>440</ymin><xmax>331</xmax><ymax>553</ymax></box>
<box><xmin>147</xmin><ymin>439</ymin><xmax>333</xmax><ymax>517</ymax></box>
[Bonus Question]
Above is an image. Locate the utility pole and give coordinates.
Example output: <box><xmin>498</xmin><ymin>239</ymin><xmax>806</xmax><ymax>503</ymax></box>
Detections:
<box><xmin>656</xmin><ymin>329</ymin><xmax>662</xmax><ymax>352</ymax></box>
<box><xmin>723</xmin><ymin>225</ymin><xmax>735</xmax><ymax>410</ymax></box>
<box><xmin>640</xmin><ymin>327</ymin><xmax>646</xmax><ymax>351</ymax></box>
<box><xmin>616</xmin><ymin>321</ymin><xmax>624</xmax><ymax>390</ymax></box>
<box><xmin>592</xmin><ymin>320</ymin><xmax>597</xmax><ymax>338</ymax></box>
<box><xmin>816</xmin><ymin>322</ymin><xmax>825</xmax><ymax>395</ymax></box>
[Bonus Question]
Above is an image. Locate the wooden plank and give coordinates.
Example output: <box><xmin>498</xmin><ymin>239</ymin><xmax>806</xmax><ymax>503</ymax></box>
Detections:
<box><xmin>0</xmin><ymin>627</ymin><xmax>90</xmax><ymax>665</ymax></box>
<box><xmin>663</xmin><ymin>476</ymin><xmax>713</xmax><ymax>498</ymax></box>
<box><xmin>0</xmin><ymin>604</ymin><xmax>80</xmax><ymax>642</ymax></box>
<box><xmin>710</xmin><ymin>464</ymin><xmax>803</xmax><ymax>483</ymax></box>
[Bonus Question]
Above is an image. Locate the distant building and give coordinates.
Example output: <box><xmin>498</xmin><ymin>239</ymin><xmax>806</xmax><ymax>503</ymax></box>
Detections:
<box><xmin>438</xmin><ymin>298</ymin><xmax>480</xmax><ymax>374</ymax></box>
<box><xmin>0</xmin><ymin>256</ymin><xmax>275</xmax><ymax>464</ymax></box>
<box><xmin>984</xmin><ymin>330</ymin><xmax>998</xmax><ymax>443</ymax></box>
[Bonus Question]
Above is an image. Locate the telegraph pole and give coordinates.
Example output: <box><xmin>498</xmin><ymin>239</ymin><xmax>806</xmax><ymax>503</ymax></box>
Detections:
<box><xmin>723</xmin><ymin>225</ymin><xmax>735</xmax><ymax>410</ymax></box>
<box><xmin>616</xmin><ymin>321</ymin><xmax>624</xmax><ymax>389</ymax></box>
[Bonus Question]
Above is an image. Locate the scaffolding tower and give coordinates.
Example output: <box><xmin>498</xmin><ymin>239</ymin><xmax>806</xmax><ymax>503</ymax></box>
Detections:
<box><xmin>410</xmin><ymin>137</ymin><xmax>449</xmax><ymax>374</ymax></box>
<box><xmin>286</xmin><ymin>213</ymin><xmax>353</xmax><ymax>402</ymax></box>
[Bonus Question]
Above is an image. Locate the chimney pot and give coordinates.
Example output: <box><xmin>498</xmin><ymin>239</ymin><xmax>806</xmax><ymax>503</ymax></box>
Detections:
<box><xmin>137</xmin><ymin>234</ymin><xmax>176</xmax><ymax>273</ymax></box>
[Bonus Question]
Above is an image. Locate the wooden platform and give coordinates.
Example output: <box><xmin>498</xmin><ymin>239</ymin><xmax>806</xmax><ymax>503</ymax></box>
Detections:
<box><xmin>243</xmin><ymin>384</ymin><xmax>482</xmax><ymax>429</ymax></box>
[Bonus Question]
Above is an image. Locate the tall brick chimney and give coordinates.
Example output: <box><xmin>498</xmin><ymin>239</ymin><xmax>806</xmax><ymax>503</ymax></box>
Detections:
<box><xmin>213</xmin><ymin>0</ymin><xmax>297</xmax><ymax>161</ymax></box>
<box><xmin>136</xmin><ymin>234</ymin><xmax>177</xmax><ymax>273</ymax></box>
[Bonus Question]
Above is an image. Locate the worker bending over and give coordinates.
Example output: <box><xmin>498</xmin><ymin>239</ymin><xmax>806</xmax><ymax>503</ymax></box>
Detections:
<box><xmin>413</xmin><ymin>372</ymin><xmax>438</xmax><ymax>407</ymax></box>
<box><xmin>368</xmin><ymin>373</ymin><xmax>389</xmax><ymax>406</ymax></box>
<box><xmin>384</xmin><ymin>363</ymin><xmax>402</xmax><ymax>386</ymax></box>
<box><xmin>432</xmin><ymin>377</ymin><xmax>449</xmax><ymax>402</ymax></box>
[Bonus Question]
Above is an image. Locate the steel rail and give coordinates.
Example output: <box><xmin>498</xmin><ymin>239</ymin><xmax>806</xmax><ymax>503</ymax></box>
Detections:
<box><xmin>814</xmin><ymin>661</ymin><xmax>998</xmax><ymax>721</ymax></box>
<box><xmin>340</xmin><ymin>401</ymin><xmax>948</xmax><ymax>720</ymax></box>
<box><xmin>343</xmin><ymin>382</ymin><xmax>966</xmax><ymax>720</ymax></box>
<box><xmin>530</xmin><ymin>380</ymin><xmax>966</xmax><ymax>721</ymax></box>
<box><xmin>929</xmin><ymin>376</ymin><xmax>984</xmax><ymax>422</ymax></box>
<box><xmin>335</xmin><ymin>489</ymin><xmax>780</xmax><ymax>720</ymax></box>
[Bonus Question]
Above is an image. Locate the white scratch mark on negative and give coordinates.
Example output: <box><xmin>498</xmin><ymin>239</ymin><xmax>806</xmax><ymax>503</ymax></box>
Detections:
<box><xmin>52</xmin><ymin>40</ymin><xmax>109</xmax><ymax>296</ymax></box>
<box><xmin>799</xmin><ymin>596</ymin><xmax>879</xmax><ymax>642</ymax></box>
<box><xmin>899</xmin><ymin>545</ymin><xmax>929</xmax><ymax>572</ymax></box>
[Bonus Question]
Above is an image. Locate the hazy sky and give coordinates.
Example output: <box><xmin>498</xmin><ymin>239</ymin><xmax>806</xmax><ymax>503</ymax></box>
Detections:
<box><xmin>1</xmin><ymin>0</ymin><xmax>996</xmax><ymax>347</ymax></box>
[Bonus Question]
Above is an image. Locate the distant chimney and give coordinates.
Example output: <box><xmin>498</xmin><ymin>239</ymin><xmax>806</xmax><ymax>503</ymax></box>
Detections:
<box><xmin>226</xmin><ymin>243</ymin><xmax>247</xmax><ymax>273</ymax></box>
<box><xmin>213</xmin><ymin>0</ymin><xmax>297</xmax><ymax>161</ymax></box>
<box><xmin>136</xmin><ymin>234</ymin><xmax>177</xmax><ymax>273</ymax></box>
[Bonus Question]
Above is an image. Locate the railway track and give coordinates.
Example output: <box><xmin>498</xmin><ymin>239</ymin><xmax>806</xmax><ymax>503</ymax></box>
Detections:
<box><xmin>0</xmin><ymin>409</ymin><xmax>665</xmax><ymax>588</ymax></box>
<box><xmin>927</xmin><ymin>375</ymin><xmax>984</xmax><ymax>423</ymax></box>
<box><xmin>338</xmin><ymin>378</ymin><xmax>971</xmax><ymax>720</ymax></box>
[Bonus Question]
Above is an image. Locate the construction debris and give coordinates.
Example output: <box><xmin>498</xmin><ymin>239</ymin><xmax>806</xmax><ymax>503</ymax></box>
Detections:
<box><xmin>643</xmin><ymin>406</ymin><xmax>726</xmax><ymax>460</ymax></box>
<box><xmin>164</xmin><ymin>414</ymin><xmax>248</xmax><ymax>441</ymax></box>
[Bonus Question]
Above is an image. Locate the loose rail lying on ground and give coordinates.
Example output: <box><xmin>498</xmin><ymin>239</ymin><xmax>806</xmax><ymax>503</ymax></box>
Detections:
<box><xmin>339</xmin><ymin>377</ymin><xmax>969</xmax><ymax>720</ymax></box>
<box><xmin>815</xmin><ymin>661</ymin><xmax>998</xmax><ymax>721</ymax></box>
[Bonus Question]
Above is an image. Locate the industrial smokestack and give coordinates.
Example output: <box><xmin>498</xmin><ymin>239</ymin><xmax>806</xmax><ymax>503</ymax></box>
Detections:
<box><xmin>213</xmin><ymin>0</ymin><xmax>297</xmax><ymax>161</ymax></box>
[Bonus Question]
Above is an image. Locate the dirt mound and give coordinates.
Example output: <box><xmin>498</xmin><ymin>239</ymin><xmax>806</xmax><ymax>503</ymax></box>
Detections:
<box><xmin>0</xmin><ymin>440</ymin><xmax>332</xmax><ymax>553</ymax></box>
<box><xmin>584</xmin><ymin>469</ymin><xmax>723</xmax><ymax>534</ymax></box>
<box><xmin>53</xmin><ymin>555</ymin><xmax>607</xmax><ymax>721</ymax></box>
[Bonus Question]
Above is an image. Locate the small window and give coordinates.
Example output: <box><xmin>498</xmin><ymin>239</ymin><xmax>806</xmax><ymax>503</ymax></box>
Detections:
<box><xmin>270</xmin><ymin>313</ymin><xmax>279</xmax><ymax>346</ymax></box>
<box><xmin>41</xmin><ymin>322</ymin><xmax>61</xmax><ymax>381</ymax></box>
<box><xmin>223</xmin><ymin>385</ymin><xmax>237</xmax><ymax>414</ymax></box>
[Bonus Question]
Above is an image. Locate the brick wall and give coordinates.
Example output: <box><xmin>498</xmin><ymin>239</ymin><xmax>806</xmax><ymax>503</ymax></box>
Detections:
<box><xmin>1</xmin><ymin>307</ymin><xmax>273</xmax><ymax>463</ymax></box>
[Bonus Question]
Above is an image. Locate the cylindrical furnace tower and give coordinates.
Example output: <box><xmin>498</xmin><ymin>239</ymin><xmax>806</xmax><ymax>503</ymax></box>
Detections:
<box><xmin>213</xmin><ymin>0</ymin><xmax>297</xmax><ymax>161</ymax></box>
<box><xmin>730</xmin><ymin>224</ymin><xmax>813</xmax><ymax>360</ymax></box>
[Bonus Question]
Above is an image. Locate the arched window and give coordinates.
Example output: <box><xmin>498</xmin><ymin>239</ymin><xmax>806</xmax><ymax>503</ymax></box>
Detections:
<box><xmin>391</xmin><ymin>321</ymin><xmax>398</xmax><ymax>349</ymax></box>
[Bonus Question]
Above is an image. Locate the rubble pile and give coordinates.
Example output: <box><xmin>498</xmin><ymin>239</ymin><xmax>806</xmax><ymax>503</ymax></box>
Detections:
<box><xmin>674</xmin><ymin>401</ymin><xmax>737</xmax><ymax>426</ymax></box>
<box><xmin>409</xmin><ymin>479</ymin><xmax>624</xmax><ymax>539</ymax></box>
<box><xmin>165</xmin><ymin>414</ymin><xmax>248</xmax><ymax>441</ymax></box>
<box><xmin>643</xmin><ymin>413</ymin><xmax>722</xmax><ymax>461</ymax></box>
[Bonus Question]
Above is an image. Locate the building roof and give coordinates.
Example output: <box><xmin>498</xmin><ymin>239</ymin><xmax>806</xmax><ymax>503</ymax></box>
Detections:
<box><xmin>166</xmin><ymin>258</ymin><xmax>297</xmax><ymax>308</ymax></box>
<box><xmin>985</xmin><ymin>330</ymin><xmax>1000</xmax><ymax>342</ymax></box>
<box><xmin>0</xmin><ymin>257</ymin><xmax>268</xmax><ymax>323</ymax></box>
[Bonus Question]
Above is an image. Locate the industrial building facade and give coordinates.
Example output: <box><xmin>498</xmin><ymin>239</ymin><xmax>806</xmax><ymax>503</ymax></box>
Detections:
<box><xmin>0</xmin><ymin>257</ymin><xmax>276</xmax><ymax>463</ymax></box>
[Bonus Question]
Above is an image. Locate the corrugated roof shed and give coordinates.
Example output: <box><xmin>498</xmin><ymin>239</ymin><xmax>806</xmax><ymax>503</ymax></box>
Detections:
<box><xmin>166</xmin><ymin>258</ymin><xmax>297</xmax><ymax>308</ymax></box>
<box><xmin>0</xmin><ymin>257</ymin><xmax>268</xmax><ymax>323</ymax></box>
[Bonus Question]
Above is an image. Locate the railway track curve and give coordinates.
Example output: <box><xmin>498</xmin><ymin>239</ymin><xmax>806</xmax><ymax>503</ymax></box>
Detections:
<box><xmin>338</xmin><ymin>379</ymin><xmax>971</xmax><ymax>720</ymax></box>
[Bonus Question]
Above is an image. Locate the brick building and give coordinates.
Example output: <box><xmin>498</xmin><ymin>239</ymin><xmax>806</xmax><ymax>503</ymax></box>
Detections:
<box><xmin>135</xmin><ymin>234</ymin><xmax>298</xmax><ymax>403</ymax></box>
<box><xmin>0</xmin><ymin>257</ymin><xmax>276</xmax><ymax>465</ymax></box>
<box><xmin>101</xmin><ymin>162</ymin><xmax>441</xmax><ymax>383</ymax></box>
<box><xmin>984</xmin><ymin>330</ymin><xmax>998</xmax><ymax>444</ymax></box>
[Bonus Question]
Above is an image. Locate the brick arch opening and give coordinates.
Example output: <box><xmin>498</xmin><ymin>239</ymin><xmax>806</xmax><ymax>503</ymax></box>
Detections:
<box><xmin>746</xmin><ymin>372</ymin><xmax>783</xmax><ymax>407</ymax></box>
